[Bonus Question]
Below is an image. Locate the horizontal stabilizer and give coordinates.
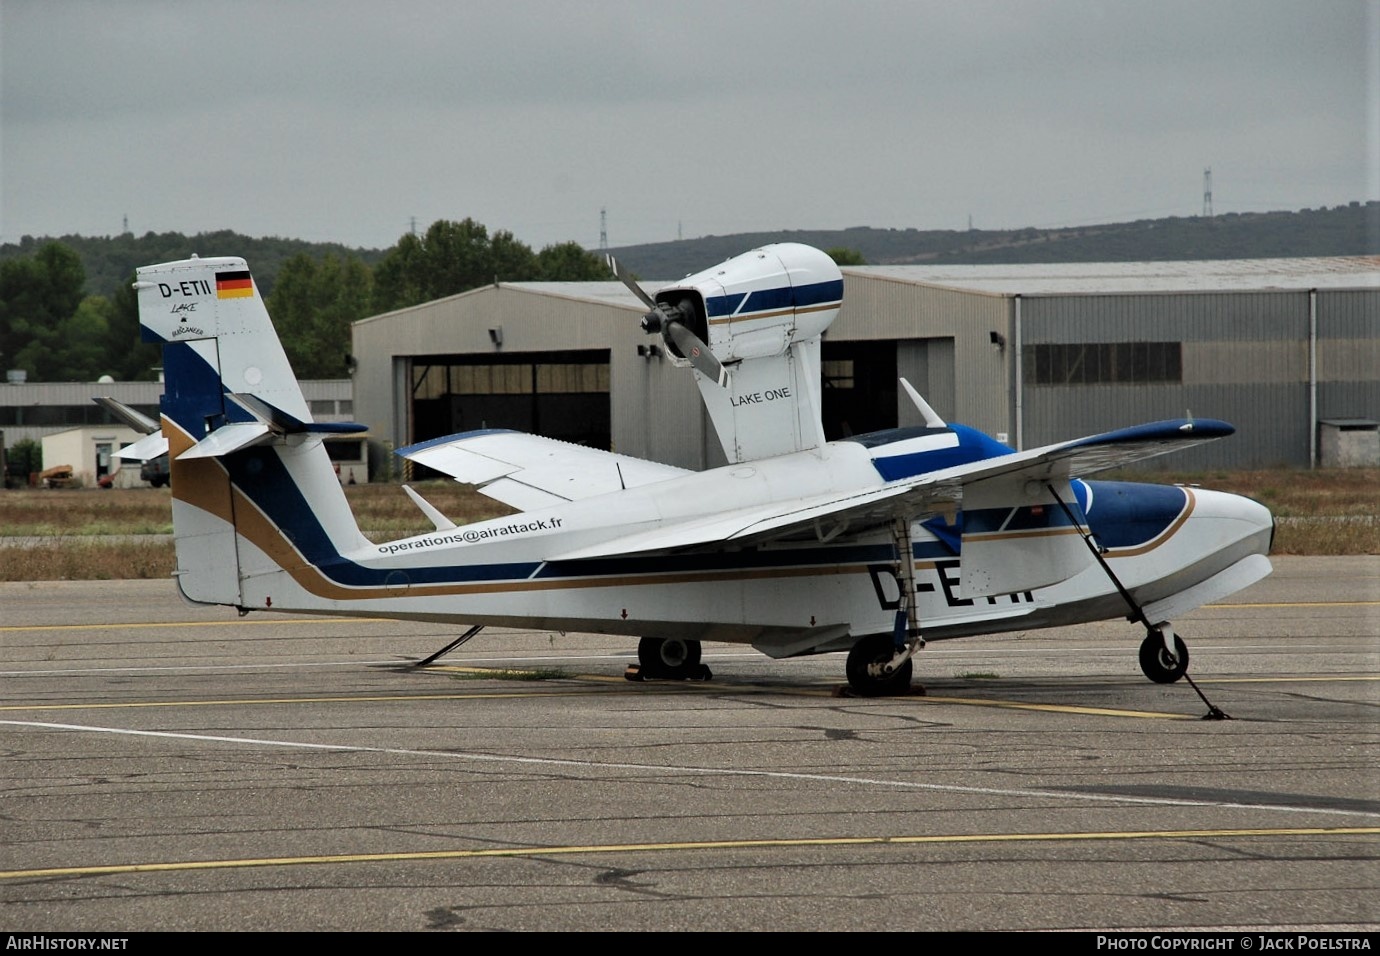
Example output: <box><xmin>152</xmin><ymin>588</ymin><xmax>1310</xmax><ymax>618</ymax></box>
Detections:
<box><xmin>95</xmin><ymin>394</ymin><xmax>171</xmax><ymax>461</ymax></box>
<box><xmin>177</xmin><ymin>421</ymin><xmax>273</xmax><ymax>460</ymax></box>
<box><xmin>114</xmin><ymin>431</ymin><xmax>170</xmax><ymax>461</ymax></box>
<box><xmin>93</xmin><ymin>396</ymin><xmax>159</xmax><ymax>434</ymax></box>
<box><xmin>228</xmin><ymin>393</ymin><xmax>368</xmax><ymax>435</ymax></box>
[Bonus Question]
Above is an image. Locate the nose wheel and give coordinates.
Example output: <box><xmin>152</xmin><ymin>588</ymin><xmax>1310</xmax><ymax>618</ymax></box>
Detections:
<box><xmin>1139</xmin><ymin>627</ymin><xmax>1189</xmax><ymax>684</ymax></box>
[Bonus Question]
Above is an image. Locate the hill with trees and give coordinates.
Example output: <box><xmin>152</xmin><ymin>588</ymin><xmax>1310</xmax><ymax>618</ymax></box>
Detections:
<box><xmin>0</xmin><ymin>230</ymin><xmax>390</xmax><ymax>301</ymax></box>
<box><xmin>1</xmin><ymin>203</ymin><xmax>1373</xmax><ymax>386</ymax></box>
<box><xmin>605</xmin><ymin>202</ymin><xmax>1380</xmax><ymax>277</ymax></box>
<box><xmin>0</xmin><ymin>220</ymin><xmax>610</xmax><ymax>383</ymax></box>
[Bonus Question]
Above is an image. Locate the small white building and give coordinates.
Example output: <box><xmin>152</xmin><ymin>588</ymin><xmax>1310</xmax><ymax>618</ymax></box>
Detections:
<box><xmin>40</xmin><ymin>425</ymin><xmax>144</xmax><ymax>488</ymax></box>
<box><xmin>325</xmin><ymin>434</ymin><xmax>371</xmax><ymax>486</ymax></box>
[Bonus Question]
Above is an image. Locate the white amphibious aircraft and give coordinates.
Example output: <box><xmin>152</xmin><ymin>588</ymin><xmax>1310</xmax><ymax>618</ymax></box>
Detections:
<box><xmin>123</xmin><ymin>243</ymin><xmax>1273</xmax><ymax>697</ymax></box>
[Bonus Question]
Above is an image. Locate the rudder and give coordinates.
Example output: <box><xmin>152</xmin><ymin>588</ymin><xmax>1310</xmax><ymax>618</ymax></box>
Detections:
<box><xmin>135</xmin><ymin>256</ymin><xmax>367</xmax><ymax>608</ymax></box>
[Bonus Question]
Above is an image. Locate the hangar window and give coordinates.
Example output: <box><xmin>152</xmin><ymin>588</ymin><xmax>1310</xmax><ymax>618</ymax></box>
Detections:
<box><xmin>408</xmin><ymin>351</ymin><xmax>612</xmax><ymax>473</ymax></box>
<box><xmin>822</xmin><ymin>359</ymin><xmax>855</xmax><ymax>390</ymax></box>
<box><xmin>414</xmin><ymin>362</ymin><xmax>609</xmax><ymax>399</ymax></box>
<box><xmin>0</xmin><ymin>403</ymin><xmax>161</xmax><ymax>426</ymax></box>
<box><xmin>1023</xmin><ymin>342</ymin><xmax>1181</xmax><ymax>386</ymax></box>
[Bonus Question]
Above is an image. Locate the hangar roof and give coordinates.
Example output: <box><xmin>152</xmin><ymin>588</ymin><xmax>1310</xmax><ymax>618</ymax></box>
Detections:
<box><xmin>360</xmin><ymin>258</ymin><xmax>1378</xmax><ymax>325</ymax></box>
<box><xmin>503</xmin><ymin>281</ymin><xmax>657</xmax><ymax>308</ymax></box>
<box><xmin>843</xmin><ymin>256</ymin><xmax>1380</xmax><ymax>296</ymax></box>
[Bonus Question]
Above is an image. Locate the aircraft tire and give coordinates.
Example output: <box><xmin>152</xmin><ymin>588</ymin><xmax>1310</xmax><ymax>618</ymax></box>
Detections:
<box><xmin>845</xmin><ymin>633</ymin><xmax>913</xmax><ymax>697</ymax></box>
<box><xmin>1139</xmin><ymin>631</ymin><xmax>1189</xmax><ymax>684</ymax></box>
<box><xmin>638</xmin><ymin>637</ymin><xmax>702</xmax><ymax>679</ymax></box>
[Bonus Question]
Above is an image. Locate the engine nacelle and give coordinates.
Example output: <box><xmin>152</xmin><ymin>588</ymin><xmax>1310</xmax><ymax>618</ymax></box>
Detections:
<box><xmin>652</xmin><ymin>243</ymin><xmax>843</xmax><ymax>365</ymax></box>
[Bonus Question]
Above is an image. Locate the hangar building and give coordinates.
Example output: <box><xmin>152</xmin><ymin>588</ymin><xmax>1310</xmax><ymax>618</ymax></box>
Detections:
<box><xmin>350</xmin><ymin>256</ymin><xmax>1379</xmax><ymax>476</ymax></box>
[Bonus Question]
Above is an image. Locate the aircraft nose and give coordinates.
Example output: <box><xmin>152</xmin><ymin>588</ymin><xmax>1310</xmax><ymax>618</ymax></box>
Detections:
<box><xmin>1192</xmin><ymin>487</ymin><xmax>1275</xmax><ymax>553</ymax></box>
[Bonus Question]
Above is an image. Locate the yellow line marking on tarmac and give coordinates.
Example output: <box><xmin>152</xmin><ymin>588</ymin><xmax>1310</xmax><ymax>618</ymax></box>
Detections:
<box><xmin>1196</xmin><ymin>675</ymin><xmax>1380</xmax><ymax>684</ymax></box>
<box><xmin>0</xmin><ymin>690</ymin><xmax>599</xmax><ymax>712</ymax></box>
<box><xmin>1209</xmin><ymin>601</ymin><xmax>1380</xmax><ymax>608</ymax></box>
<box><xmin>3</xmin><ymin>827</ymin><xmax>1376</xmax><ymax>882</ymax></box>
<box><xmin>910</xmin><ymin>695</ymin><xmax>1194</xmax><ymax>719</ymax></box>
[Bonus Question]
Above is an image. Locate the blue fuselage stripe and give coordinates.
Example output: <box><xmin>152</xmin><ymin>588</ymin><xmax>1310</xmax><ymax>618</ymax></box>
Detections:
<box><xmin>704</xmin><ymin>279</ymin><xmax>843</xmax><ymax>318</ymax></box>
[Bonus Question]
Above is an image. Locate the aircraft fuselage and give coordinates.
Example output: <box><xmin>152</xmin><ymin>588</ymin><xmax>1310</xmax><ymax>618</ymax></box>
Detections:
<box><xmin>225</xmin><ymin>428</ymin><xmax>1273</xmax><ymax>661</ymax></box>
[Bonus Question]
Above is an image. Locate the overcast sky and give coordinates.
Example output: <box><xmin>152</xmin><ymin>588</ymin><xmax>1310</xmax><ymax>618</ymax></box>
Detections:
<box><xmin>3</xmin><ymin>0</ymin><xmax>1376</xmax><ymax>253</ymax></box>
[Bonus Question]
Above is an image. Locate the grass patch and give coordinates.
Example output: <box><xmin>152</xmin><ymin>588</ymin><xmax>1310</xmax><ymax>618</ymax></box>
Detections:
<box><xmin>0</xmin><ymin>538</ymin><xmax>176</xmax><ymax>581</ymax></box>
<box><xmin>1133</xmin><ymin>467</ymin><xmax>1380</xmax><ymax>518</ymax></box>
<box><xmin>0</xmin><ymin>488</ymin><xmax>177</xmax><ymax>536</ymax></box>
<box><xmin>0</xmin><ymin>468</ymin><xmax>1373</xmax><ymax>580</ymax></box>
<box><xmin>0</xmin><ymin>482</ymin><xmax>511</xmax><ymax>539</ymax></box>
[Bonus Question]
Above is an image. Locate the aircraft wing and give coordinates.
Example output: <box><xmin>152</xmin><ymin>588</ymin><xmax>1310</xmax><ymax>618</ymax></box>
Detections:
<box><xmin>551</xmin><ymin>418</ymin><xmax>1233</xmax><ymax>561</ymax></box>
<box><xmin>397</xmin><ymin>430</ymin><xmax>691</xmax><ymax>512</ymax></box>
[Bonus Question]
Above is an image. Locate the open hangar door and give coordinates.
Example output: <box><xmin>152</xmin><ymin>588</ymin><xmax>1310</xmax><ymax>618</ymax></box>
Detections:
<box><xmin>407</xmin><ymin>349</ymin><xmax>610</xmax><ymax>479</ymax></box>
<box><xmin>820</xmin><ymin>340</ymin><xmax>898</xmax><ymax>439</ymax></box>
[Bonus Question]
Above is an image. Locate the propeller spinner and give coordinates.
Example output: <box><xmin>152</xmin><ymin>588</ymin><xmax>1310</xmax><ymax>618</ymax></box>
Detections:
<box><xmin>608</xmin><ymin>255</ymin><xmax>730</xmax><ymax>388</ymax></box>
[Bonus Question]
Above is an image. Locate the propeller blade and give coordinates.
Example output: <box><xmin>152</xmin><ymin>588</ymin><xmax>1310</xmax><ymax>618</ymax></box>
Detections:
<box><xmin>608</xmin><ymin>256</ymin><xmax>728</xmax><ymax>388</ymax></box>
<box><xmin>606</xmin><ymin>255</ymin><xmax>658</xmax><ymax>311</ymax></box>
<box><xmin>665</xmin><ymin>321</ymin><xmax>730</xmax><ymax>389</ymax></box>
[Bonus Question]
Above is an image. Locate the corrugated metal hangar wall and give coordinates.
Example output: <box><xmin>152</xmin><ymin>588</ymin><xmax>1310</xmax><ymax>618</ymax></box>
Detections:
<box><xmin>1014</xmin><ymin>288</ymin><xmax>1377</xmax><ymax>470</ymax></box>
<box><xmin>351</xmin><ymin>258</ymin><xmax>1379</xmax><ymax>475</ymax></box>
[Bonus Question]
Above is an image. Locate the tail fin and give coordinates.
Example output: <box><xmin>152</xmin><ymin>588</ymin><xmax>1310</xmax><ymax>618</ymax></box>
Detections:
<box><xmin>135</xmin><ymin>256</ymin><xmax>369</xmax><ymax>607</ymax></box>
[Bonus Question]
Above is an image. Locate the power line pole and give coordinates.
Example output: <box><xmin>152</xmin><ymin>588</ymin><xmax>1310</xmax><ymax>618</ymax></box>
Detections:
<box><xmin>599</xmin><ymin>207</ymin><xmax>608</xmax><ymax>252</ymax></box>
<box><xmin>1203</xmin><ymin>168</ymin><xmax>1213</xmax><ymax>217</ymax></box>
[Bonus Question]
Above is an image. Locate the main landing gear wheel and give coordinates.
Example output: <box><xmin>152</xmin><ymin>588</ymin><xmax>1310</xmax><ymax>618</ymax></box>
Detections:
<box><xmin>845</xmin><ymin>633</ymin><xmax>914</xmax><ymax>697</ymax></box>
<box><xmin>636</xmin><ymin>637</ymin><xmax>709</xmax><ymax>680</ymax></box>
<box><xmin>1139</xmin><ymin>629</ymin><xmax>1189</xmax><ymax>684</ymax></box>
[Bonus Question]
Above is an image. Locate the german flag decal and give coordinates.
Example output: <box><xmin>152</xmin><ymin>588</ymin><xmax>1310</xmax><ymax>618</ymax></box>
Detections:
<box><xmin>215</xmin><ymin>270</ymin><xmax>254</xmax><ymax>299</ymax></box>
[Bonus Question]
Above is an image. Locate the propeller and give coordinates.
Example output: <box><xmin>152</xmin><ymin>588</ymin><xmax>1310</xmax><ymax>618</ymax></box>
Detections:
<box><xmin>608</xmin><ymin>255</ymin><xmax>730</xmax><ymax>388</ymax></box>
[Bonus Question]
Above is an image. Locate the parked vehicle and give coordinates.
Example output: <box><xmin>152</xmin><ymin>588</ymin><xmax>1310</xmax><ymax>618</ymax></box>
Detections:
<box><xmin>140</xmin><ymin>453</ymin><xmax>170</xmax><ymax>488</ymax></box>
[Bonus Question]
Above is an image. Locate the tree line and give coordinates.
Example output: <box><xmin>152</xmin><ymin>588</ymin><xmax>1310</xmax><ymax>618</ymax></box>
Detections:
<box><xmin>0</xmin><ymin>219</ymin><xmax>612</xmax><ymax>382</ymax></box>
<box><xmin>606</xmin><ymin>202</ymin><xmax>1379</xmax><ymax>281</ymax></box>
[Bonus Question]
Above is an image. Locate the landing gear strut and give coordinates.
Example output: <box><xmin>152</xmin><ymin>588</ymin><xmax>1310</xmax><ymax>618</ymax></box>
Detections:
<box><xmin>843</xmin><ymin>518</ymin><xmax>924</xmax><ymax>697</ymax></box>
<box><xmin>628</xmin><ymin>637</ymin><xmax>711</xmax><ymax>681</ymax></box>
